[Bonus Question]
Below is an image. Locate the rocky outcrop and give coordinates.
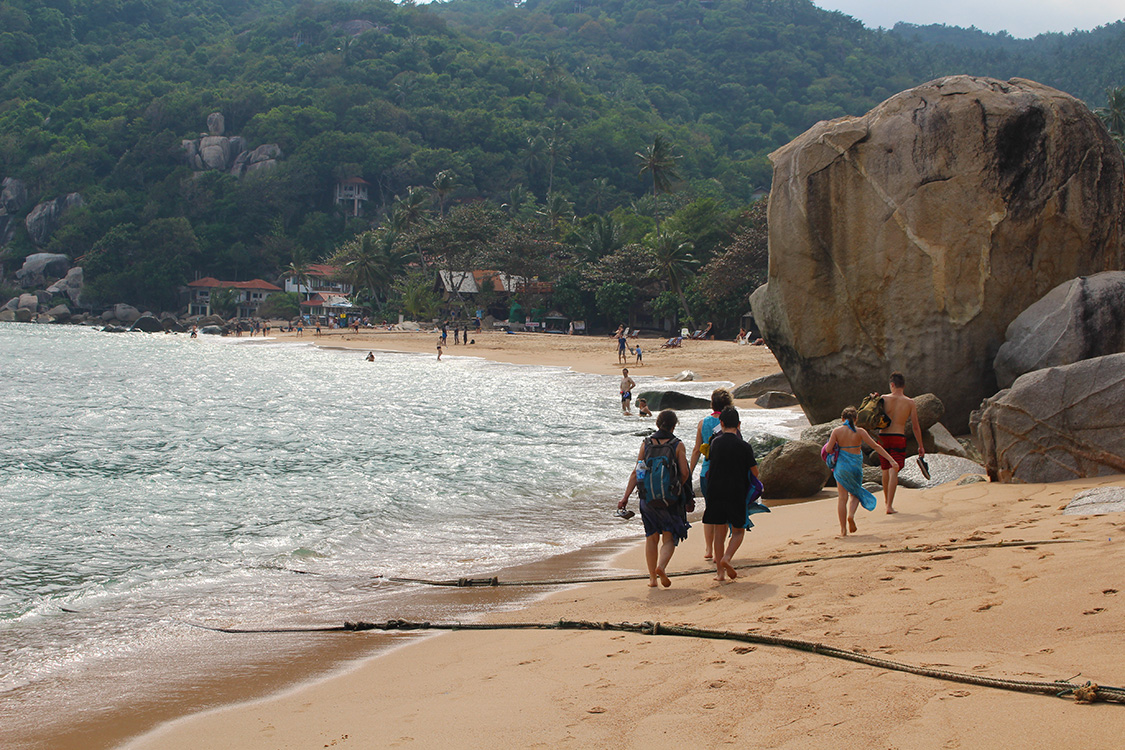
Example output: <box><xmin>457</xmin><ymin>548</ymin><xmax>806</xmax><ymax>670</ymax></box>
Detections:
<box><xmin>25</xmin><ymin>193</ymin><xmax>83</xmax><ymax>246</ymax></box>
<box><xmin>1065</xmin><ymin>487</ymin><xmax>1125</xmax><ymax>515</ymax></box>
<box><xmin>752</xmin><ymin>76</ymin><xmax>1125</xmax><ymax>434</ymax></box>
<box><xmin>130</xmin><ymin>314</ymin><xmax>163</xmax><ymax>332</ymax></box>
<box><xmin>755</xmin><ymin>391</ymin><xmax>799</xmax><ymax>408</ymax></box>
<box><xmin>759</xmin><ymin>440</ymin><xmax>831</xmax><ymax>499</ymax></box>
<box><xmin>112</xmin><ymin>304</ymin><xmax>142</xmax><ymax>324</ymax></box>
<box><xmin>994</xmin><ymin>271</ymin><xmax>1125</xmax><ymax>388</ymax></box>
<box><xmin>17</xmin><ymin>293</ymin><xmax>38</xmax><ymax>311</ymax></box>
<box><xmin>0</xmin><ymin>177</ymin><xmax>28</xmax><ymax>248</ymax></box>
<box><xmin>972</xmin><ymin>353</ymin><xmax>1125</xmax><ymax>482</ymax></box>
<box><xmin>635</xmin><ymin>390</ymin><xmax>710</xmax><ymax>411</ymax></box>
<box><xmin>183</xmin><ymin>115</ymin><xmax>282</xmax><ymax>177</ymax></box>
<box><xmin>16</xmin><ymin>253</ymin><xmax>69</xmax><ymax>287</ymax></box>
<box><xmin>732</xmin><ymin>371</ymin><xmax>793</xmax><ymax>399</ymax></box>
<box><xmin>45</xmin><ymin>267</ymin><xmax>83</xmax><ymax>306</ymax></box>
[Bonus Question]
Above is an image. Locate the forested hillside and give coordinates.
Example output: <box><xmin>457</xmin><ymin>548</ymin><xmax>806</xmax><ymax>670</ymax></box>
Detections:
<box><xmin>0</xmin><ymin>0</ymin><xmax>1121</xmax><ymax>329</ymax></box>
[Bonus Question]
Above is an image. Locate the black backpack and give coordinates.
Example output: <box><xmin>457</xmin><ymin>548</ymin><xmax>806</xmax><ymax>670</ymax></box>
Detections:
<box><xmin>640</xmin><ymin>436</ymin><xmax>683</xmax><ymax>509</ymax></box>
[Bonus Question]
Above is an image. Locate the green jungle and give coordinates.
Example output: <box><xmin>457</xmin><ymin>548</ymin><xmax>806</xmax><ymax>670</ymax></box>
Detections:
<box><xmin>2</xmin><ymin>0</ymin><xmax>1124</xmax><ymax>332</ymax></box>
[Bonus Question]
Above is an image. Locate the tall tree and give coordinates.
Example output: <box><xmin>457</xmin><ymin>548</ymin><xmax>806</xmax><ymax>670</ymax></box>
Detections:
<box><xmin>647</xmin><ymin>230</ymin><xmax>699</xmax><ymax>327</ymax></box>
<box><xmin>432</xmin><ymin>169</ymin><xmax>456</xmax><ymax>219</ymax></box>
<box><xmin>636</xmin><ymin>135</ymin><xmax>682</xmax><ymax>233</ymax></box>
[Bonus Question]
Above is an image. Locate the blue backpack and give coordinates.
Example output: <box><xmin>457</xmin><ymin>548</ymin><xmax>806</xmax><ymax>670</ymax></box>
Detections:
<box><xmin>640</xmin><ymin>436</ymin><xmax>683</xmax><ymax>509</ymax></box>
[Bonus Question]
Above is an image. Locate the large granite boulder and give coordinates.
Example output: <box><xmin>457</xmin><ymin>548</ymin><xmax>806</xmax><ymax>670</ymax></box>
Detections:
<box><xmin>113</xmin><ymin>304</ymin><xmax>142</xmax><ymax>324</ymax></box>
<box><xmin>0</xmin><ymin>310</ymin><xmax>14</xmax><ymax>322</ymax></box>
<box><xmin>16</xmin><ymin>253</ymin><xmax>69</xmax><ymax>287</ymax></box>
<box><xmin>635</xmin><ymin>390</ymin><xmax>710</xmax><ymax>411</ymax></box>
<box><xmin>759</xmin><ymin>440</ymin><xmax>831</xmax><ymax>499</ymax></box>
<box><xmin>199</xmin><ymin>136</ymin><xmax>233</xmax><ymax>171</ymax></box>
<box><xmin>25</xmin><ymin>194</ymin><xmax>83</xmax><ymax>246</ymax></box>
<box><xmin>1</xmin><ymin>177</ymin><xmax>27</xmax><ymax>214</ymax></box>
<box><xmin>47</xmin><ymin>304</ymin><xmax>71</xmax><ymax>322</ymax></box>
<box><xmin>17</xmin><ymin>293</ymin><xmax>39</xmax><ymax>311</ymax></box>
<box><xmin>994</xmin><ymin>271</ymin><xmax>1125</xmax><ymax>388</ymax></box>
<box><xmin>207</xmin><ymin>111</ymin><xmax>225</xmax><ymax>136</ymax></box>
<box><xmin>45</xmin><ymin>266</ymin><xmax>83</xmax><ymax>306</ymax></box>
<box><xmin>972</xmin><ymin>353</ymin><xmax>1125</xmax><ymax>482</ymax></box>
<box><xmin>753</xmin><ymin>76</ymin><xmax>1125</xmax><ymax>434</ymax></box>
<box><xmin>755</xmin><ymin>391</ymin><xmax>800</xmax><ymax>408</ymax></box>
<box><xmin>732</xmin><ymin>371</ymin><xmax>793</xmax><ymax>399</ymax></box>
<box><xmin>131</xmin><ymin>314</ymin><xmax>163</xmax><ymax>333</ymax></box>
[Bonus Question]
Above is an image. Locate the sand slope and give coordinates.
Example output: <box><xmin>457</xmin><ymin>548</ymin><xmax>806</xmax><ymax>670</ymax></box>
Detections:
<box><xmin>125</xmin><ymin>473</ymin><xmax>1125</xmax><ymax>749</ymax></box>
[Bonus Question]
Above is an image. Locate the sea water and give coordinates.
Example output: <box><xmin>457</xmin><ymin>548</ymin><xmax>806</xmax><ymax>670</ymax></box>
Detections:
<box><xmin>0</xmin><ymin>323</ymin><xmax>806</xmax><ymax>744</ymax></box>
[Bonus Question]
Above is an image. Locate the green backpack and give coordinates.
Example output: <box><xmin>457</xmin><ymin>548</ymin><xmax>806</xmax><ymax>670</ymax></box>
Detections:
<box><xmin>856</xmin><ymin>394</ymin><xmax>891</xmax><ymax>430</ymax></box>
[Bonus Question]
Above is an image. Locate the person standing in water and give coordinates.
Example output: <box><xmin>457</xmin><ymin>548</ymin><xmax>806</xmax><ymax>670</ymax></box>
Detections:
<box><xmin>871</xmin><ymin>371</ymin><xmax>925</xmax><ymax>514</ymax></box>
<box><xmin>618</xmin><ymin>409</ymin><xmax>691</xmax><ymax>588</ymax></box>
<box><xmin>619</xmin><ymin>368</ymin><xmax>636</xmax><ymax>415</ymax></box>
<box><xmin>824</xmin><ymin>406</ymin><xmax>896</xmax><ymax>536</ymax></box>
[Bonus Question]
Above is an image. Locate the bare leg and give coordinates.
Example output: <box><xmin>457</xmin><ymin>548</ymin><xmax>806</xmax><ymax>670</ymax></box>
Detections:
<box><xmin>836</xmin><ymin>485</ymin><xmax>850</xmax><ymax>537</ymax></box>
<box><xmin>707</xmin><ymin>523</ymin><xmax>727</xmax><ymax>580</ymax></box>
<box><xmin>848</xmin><ymin>495</ymin><xmax>860</xmax><ymax>533</ymax></box>
<box><xmin>645</xmin><ymin>533</ymin><xmax>659</xmax><ymax>587</ymax></box>
<box><xmin>703</xmin><ymin>522</ymin><xmax>714</xmax><ymax>559</ymax></box>
<box><xmin>655</xmin><ymin>532</ymin><xmax>674</xmax><ymax>587</ymax></box>
<box><xmin>884</xmin><ymin>465</ymin><xmax>899</xmax><ymax>514</ymax></box>
<box><xmin>720</xmin><ymin>527</ymin><xmax>744</xmax><ymax>580</ymax></box>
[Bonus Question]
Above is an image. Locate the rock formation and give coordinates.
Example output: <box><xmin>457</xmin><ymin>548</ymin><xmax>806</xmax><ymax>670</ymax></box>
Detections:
<box><xmin>972</xmin><ymin>353</ymin><xmax>1125</xmax><ymax>482</ymax></box>
<box><xmin>0</xmin><ymin>177</ymin><xmax>28</xmax><ymax>248</ymax></box>
<box><xmin>182</xmin><ymin>113</ymin><xmax>282</xmax><ymax>177</ymax></box>
<box><xmin>635</xmin><ymin>390</ymin><xmax>710</xmax><ymax>411</ymax></box>
<box><xmin>759</xmin><ymin>440</ymin><xmax>830</xmax><ymax>499</ymax></box>
<box><xmin>994</xmin><ymin>271</ymin><xmax>1125</xmax><ymax>388</ymax></box>
<box><xmin>731</xmin><ymin>371</ymin><xmax>793</xmax><ymax>399</ymax></box>
<box><xmin>752</xmin><ymin>76</ymin><xmax>1125</xmax><ymax>433</ymax></box>
<box><xmin>24</xmin><ymin>193</ymin><xmax>83</xmax><ymax>246</ymax></box>
<box><xmin>16</xmin><ymin>253</ymin><xmax>69</xmax><ymax>287</ymax></box>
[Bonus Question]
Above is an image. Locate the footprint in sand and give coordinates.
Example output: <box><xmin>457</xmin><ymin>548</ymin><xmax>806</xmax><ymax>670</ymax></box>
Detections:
<box><xmin>1104</xmin><ymin>589</ymin><xmax>1118</xmax><ymax>596</ymax></box>
<box><xmin>975</xmin><ymin>601</ymin><xmax>1000</xmax><ymax>611</ymax></box>
<box><xmin>701</xmin><ymin>593</ymin><xmax>722</xmax><ymax>602</ymax></box>
<box><xmin>786</xmin><ymin>592</ymin><xmax>801</xmax><ymax>599</ymax></box>
<box><xmin>797</xmin><ymin>570</ymin><xmax>816</xmax><ymax>577</ymax></box>
<box><xmin>732</xmin><ymin>646</ymin><xmax>756</xmax><ymax>654</ymax></box>
<box><xmin>1083</xmin><ymin>608</ymin><xmax>1106</xmax><ymax>615</ymax></box>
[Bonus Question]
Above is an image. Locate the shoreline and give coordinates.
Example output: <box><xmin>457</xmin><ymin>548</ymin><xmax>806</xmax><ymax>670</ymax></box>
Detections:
<box><xmin>123</xmin><ymin>472</ymin><xmax>1125</xmax><ymax>748</ymax></box>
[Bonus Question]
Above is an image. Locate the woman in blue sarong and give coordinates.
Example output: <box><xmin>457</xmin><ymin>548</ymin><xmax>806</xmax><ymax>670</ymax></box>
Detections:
<box><xmin>824</xmin><ymin>406</ymin><xmax>897</xmax><ymax>537</ymax></box>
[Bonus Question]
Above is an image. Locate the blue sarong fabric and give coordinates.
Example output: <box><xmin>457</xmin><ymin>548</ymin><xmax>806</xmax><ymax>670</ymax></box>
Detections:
<box><xmin>832</xmin><ymin>448</ymin><xmax>878</xmax><ymax>512</ymax></box>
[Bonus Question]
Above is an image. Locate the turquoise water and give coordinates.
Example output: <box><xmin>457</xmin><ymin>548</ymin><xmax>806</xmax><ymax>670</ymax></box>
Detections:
<box><xmin>0</xmin><ymin>323</ymin><xmax>806</xmax><ymax>741</ymax></box>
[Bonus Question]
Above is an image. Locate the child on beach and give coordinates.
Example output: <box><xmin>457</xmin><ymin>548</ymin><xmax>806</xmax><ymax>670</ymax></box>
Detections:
<box><xmin>437</xmin><ymin>342</ymin><xmax>443</xmax><ymax>361</ymax></box>
<box><xmin>634</xmin><ymin>344</ymin><xmax>643</xmax><ymax>365</ymax></box>
<box><xmin>618</xmin><ymin>409</ymin><xmax>692</xmax><ymax>588</ymax></box>
<box><xmin>823</xmin><ymin>406</ymin><xmax>897</xmax><ymax>537</ymax></box>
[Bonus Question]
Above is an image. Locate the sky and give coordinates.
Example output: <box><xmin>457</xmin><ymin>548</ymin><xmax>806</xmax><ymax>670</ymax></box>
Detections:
<box><xmin>812</xmin><ymin>1</ymin><xmax>1125</xmax><ymax>39</ymax></box>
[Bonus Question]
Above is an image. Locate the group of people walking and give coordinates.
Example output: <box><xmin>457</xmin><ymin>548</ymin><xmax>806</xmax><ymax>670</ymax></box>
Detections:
<box><xmin>618</xmin><ymin>373</ymin><xmax>923</xmax><ymax>586</ymax></box>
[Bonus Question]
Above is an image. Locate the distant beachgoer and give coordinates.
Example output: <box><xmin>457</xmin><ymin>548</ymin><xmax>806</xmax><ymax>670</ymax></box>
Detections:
<box><xmin>702</xmin><ymin>321</ymin><xmax>713</xmax><ymax>340</ymax></box>
<box><xmin>615</xmin><ymin>325</ymin><xmax>627</xmax><ymax>364</ymax></box>
<box><xmin>441</xmin><ymin>324</ymin><xmax>448</xmax><ymax>345</ymax></box>
<box><xmin>620</xmin><ymin>368</ymin><xmax>636</xmax><ymax>415</ymax></box>
<box><xmin>689</xmin><ymin>387</ymin><xmax>734</xmax><ymax>561</ymax></box>
<box><xmin>636</xmin><ymin>398</ymin><xmax>652</xmax><ymax>417</ymax></box>
<box><xmin>703</xmin><ymin>406</ymin><xmax>759</xmax><ymax>582</ymax></box>
<box><xmin>824</xmin><ymin>406</ymin><xmax>896</xmax><ymax>536</ymax></box>
<box><xmin>462</xmin><ymin>324</ymin><xmax>469</xmax><ymax>343</ymax></box>
<box><xmin>353</xmin><ymin>321</ymin><xmax>360</xmax><ymax>334</ymax></box>
<box><xmin>315</xmin><ymin>323</ymin><xmax>321</xmax><ymax>336</ymax></box>
<box><xmin>870</xmin><ymin>371</ymin><xmax>925</xmax><ymax>514</ymax></box>
<box><xmin>469</xmin><ymin>338</ymin><xmax>475</xmax><ymax>345</ymax></box>
<box><xmin>618</xmin><ymin>409</ymin><xmax>691</xmax><ymax>587</ymax></box>
<box><xmin>437</xmin><ymin>342</ymin><xmax>443</xmax><ymax>361</ymax></box>
<box><xmin>296</xmin><ymin>322</ymin><xmax>303</xmax><ymax>337</ymax></box>
<box><xmin>190</xmin><ymin>326</ymin><xmax>198</xmax><ymax>339</ymax></box>
<box><xmin>634</xmin><ymin>344</ymin><xmax>643</xmax><ymax>365</ymax></box>
<box><xmin>454</xmin><ymin>327</ymin><xmax>460</xmax><ymax>345</ymax></box>
<box><xmin>366</xmin><ymin>351</ymin><xmax>375</xmax><ymax>362</ymax></box>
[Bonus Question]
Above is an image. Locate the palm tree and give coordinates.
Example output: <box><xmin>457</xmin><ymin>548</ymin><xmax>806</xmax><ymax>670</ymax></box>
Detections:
<box><xmin>590</xmin><ymin>177</ymin><xmax>610</xmax><ymax>214</ymax></box>
<box><xmin>523</xmin><ymin>134</ymin><xmax>547</xmax><ymax>192</ymax></box>
<box><xmin>503</xmin><ymin>184</ymin><xmax>531</xmax><ymax>219</ymax></box>
<box><xmin>1097</xmin><ymin>87</ymin><xmax>1125</xmax><ymax>149</ymax></box>
<box><xmin>647</xmin><ymin>230</ymin><xmax>699</xmax><ymax>327</ymax></box>
<box><xmin>341</xmin><ymin>229</ymin><xmax>413</xmax><ymax>308</ymax></box>
<box><xmin>432</xmin><ymin>169</ymin><xmax>456</xmax><ymax>219</ymax></box>
<box><xmin>390</xmin><ymin>185</ymin><xmax>430</xmax><ymax>232</ymax></box>
<box><xmin>542</xmin><ymin>124</ymin><xmax>569</xmax><ymax>195</ymax></box>
<box><xmin>284</xmin><ymin>256</ymin><xmax>312</xmax><ymax>301</ymax></box>
<box><xmin>538</xmin><ymin>193</ymin><xmax>574</xmax><ymax>237</ymax></box>
<box><xmin>636</xmin><ymin>135</ymin><xmax>681</xmax><ymax>233</ymax></box>
<box><xmin>582</xmin><ymin>214</ymin><xmax>622</xmax><ymax>259</ymax></box>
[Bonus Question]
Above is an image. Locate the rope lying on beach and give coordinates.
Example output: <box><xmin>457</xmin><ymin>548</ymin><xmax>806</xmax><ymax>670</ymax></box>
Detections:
<box><xmin>181</xmin><ymin>617</ymin><xmax>1125</xmax><ymax>705</ymax></box>
<box><xmin>383</xmin><ymin>538</ymin><xmax>1083</xmax><ymax>588</ymax></box>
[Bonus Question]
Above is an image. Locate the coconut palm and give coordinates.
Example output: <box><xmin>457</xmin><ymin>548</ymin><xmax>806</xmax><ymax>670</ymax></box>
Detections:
<box><xmin>636</xmin><ymin>135</ymin><xmax>681</xmax><ymax>233</ymax></box>
<box><xmin>647</xmin><ymin>230</ymin><xmax>699</xmax><ymax>326</ymax></box>
<box><xmin>283</xmin><ymin>257</ymin><xmax>311</xmax><ymax>301</ymax></box>
<box><xmin>390</xmin><ymin>185</ymin><xmax>430</xmax><ymax>232</ymax></box>
<box><xmin>432</xmin><ymin>169</ymin><xmax>456</xmax><ymax>219</ymax></box>
<box><xmin>582</xmin><ymin>214</ymin><xmax>622</xmax><ymax>259</ymax></box>
<box><xmin>538</xmin><ymin>193</ymin><xmax>574</xmax><ymax>237</ymax></box>
<box><xmin>1097</xmin><ymin>86</ymin><xmax>1125</xmax><ymax>147</ymax></box>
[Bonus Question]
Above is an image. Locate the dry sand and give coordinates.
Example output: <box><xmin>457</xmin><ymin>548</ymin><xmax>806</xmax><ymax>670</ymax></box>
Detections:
<box><xmin>119</xmin><ymin>331</ymin><xmax>1125</xmax><ymax>749</ymax></box>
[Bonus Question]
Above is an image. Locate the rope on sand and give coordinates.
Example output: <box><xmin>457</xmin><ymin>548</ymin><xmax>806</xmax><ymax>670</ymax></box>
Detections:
<box><xmin>384</xmin><ymin>538</ymin><xmax>1083</xmax><ymax>588</ymax></box>
<box><xmin>181</xmin><ymin>617</ymin><xmax>1124</xmax><ymax>705</ymax></box>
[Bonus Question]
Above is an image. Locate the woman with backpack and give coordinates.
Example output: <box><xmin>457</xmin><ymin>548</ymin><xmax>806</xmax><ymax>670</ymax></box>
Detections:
<box><xmin>618</xmin><ymin>409</ymin><xmax>692</xmax><ymax>588</ymax></box>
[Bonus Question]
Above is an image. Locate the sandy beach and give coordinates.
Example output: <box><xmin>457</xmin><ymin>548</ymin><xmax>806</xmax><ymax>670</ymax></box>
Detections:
<box><xmin>115</xmin><ymin>330</ymin><xmax>1125</xmax><ymax>749</ymax></box>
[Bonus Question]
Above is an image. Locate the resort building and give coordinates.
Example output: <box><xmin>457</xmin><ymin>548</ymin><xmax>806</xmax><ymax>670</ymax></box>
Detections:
<box><xmin>283</xmin><ymin>264</ymin><xmax>353</xmax><ymax>300</ymax></box>
<box><xmin>186</xmin><ymin>278</ymin><xmax>283</xmax><ymax>318</ymax></box>
<box><xmin>334</xmin><ymin>177</ymin><xmax>370</xmax><ymax>217</ymax></box>
<box><xmin>300</xmin><ymin>293</ymin><xmax>365</xmax><ymax>327</ymax></box>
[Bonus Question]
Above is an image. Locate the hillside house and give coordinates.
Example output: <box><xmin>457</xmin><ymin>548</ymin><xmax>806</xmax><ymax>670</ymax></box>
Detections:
<box><xmin>284</xmin><ymin>264</ymin><xmax>353</xmax><ymax>300</ymax></box>
<box><xmin>334</xmin><ymin>177</ymin><xmax>370</xmax><ymax>217</ymax></box>
<box><xmin>187</xmin><ymin>278</ymin><xmax>282</xmax><ymax>318</ymax></box>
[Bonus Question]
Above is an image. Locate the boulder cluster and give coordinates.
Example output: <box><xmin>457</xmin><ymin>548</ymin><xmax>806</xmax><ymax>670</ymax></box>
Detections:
<box><xmin>751</xmin><ymin>75</ymin><xmax>1125</xmax><ymax>484</ymax></box>
<box><xmin>181</xmin><ymin>113</ymin><xmax>283</xmax><ymax>177</ymax></box>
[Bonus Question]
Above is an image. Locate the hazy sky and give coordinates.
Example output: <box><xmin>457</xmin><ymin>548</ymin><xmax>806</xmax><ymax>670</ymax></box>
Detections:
<box><xmin>812</xmin><ymin>1</ymin><xmax>1125</xmax><ymax>39</ymax></box>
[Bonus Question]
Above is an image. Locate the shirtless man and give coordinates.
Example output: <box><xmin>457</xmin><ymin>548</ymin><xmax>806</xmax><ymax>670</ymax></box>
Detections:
<box><xmin>620</xmin><ymin>368</ymin><xmax>636</xmax><ymax>414</ymax></box>
<box><xmin>872</xmin><ymin>371</ymin><xmax>925</xmax><ymax>514</ymax></box>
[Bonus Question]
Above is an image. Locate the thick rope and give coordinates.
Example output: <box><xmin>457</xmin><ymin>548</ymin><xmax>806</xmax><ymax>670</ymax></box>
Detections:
<box><xmin>383</xmin><ymin>538</ymin><xmax>1082</xmax><ymax>588</ymax></box>
<box><xmin>181</xmin><ymin>617</ymin><xmax>1124</xmax><ymax>704</ymax></box>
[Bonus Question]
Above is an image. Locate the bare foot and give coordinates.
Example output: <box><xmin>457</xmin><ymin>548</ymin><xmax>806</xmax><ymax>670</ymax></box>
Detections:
<box><xmin>714</xmin><ymin>575</ymin><xmax>725</xmax><ymax>582</ymax></box>
<box><xmin>656</xmin><ymin>567</ymin><xmax>671</xmax><ymax>588</ymax></box>
<box><xmin>837</xmin><ymin>531</ymin><xmax>848</xmax><ymax>538</ymax></box>
<box><xmin>648</xmin><ymin>578</ymin><xmax>658</xmax><ymax>588</ymax></box>
<box><xmin>703</xmin><ymin>554</ymin><xmax>713</xmax><ymax>561</ymax></box>
<box><xmin>721</xmin><ymin>561</ymin><xmax>738</xmax><ymax>579</ymax></box>
<box><xmin>848</xmin><ymin>517</ymin><xmax>857</xmax><ymax>533</ymax></box>
<box><xmin>886</xmin><ymin>508</ymin><xmax>898</xmax><ymax>515</ymax></box>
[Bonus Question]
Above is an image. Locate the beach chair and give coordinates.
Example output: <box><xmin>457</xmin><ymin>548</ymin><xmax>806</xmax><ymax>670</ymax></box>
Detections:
<box><xmin>660</xmin><ymin>336</ymin><xmax>682</xmax><ymax>349</ymax></box>
<box><xmin>689</xmin><ymin>329</ymin><xmax>703</xmax><ymax>340</ymax></box>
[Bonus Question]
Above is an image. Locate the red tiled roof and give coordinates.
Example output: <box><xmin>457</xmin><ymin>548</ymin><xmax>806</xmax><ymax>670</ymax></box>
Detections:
<box><xmin>306</xmin><ymin>264</ymin><xmax>340</xmax><ymax>278</ymax></box>
<box><xmin>188</xmin><ymin>277</ymin><xmax>282</xmax><ymax>291</ymax></box>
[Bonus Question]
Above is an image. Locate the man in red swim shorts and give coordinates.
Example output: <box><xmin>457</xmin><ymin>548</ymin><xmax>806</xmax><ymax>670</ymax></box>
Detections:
<box><xmin>871</xmin><ymin>371</ymin><xmax>925</xmax><ymax>515</ymax></box>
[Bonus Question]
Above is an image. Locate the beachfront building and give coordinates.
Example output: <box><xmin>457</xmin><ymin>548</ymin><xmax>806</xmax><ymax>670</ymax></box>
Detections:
<box><xmin>435</xmin><ymin>270</ymin><xmax>555</xmax><ymax>328</ymax></box>
<box><xmin>334</xmin><ymin>177</ymin><xmax>370</xmax><ymax>217</ymax></box>
<box><xmin>283</xmin><ymin>264</ymin><xmax>353</xmax><ymax>300</ymax></box>
<box><xmin>186</xmin><ymin>278</ymin><xmax>282</xmax><ymax>318</ymax></box>
<box><xmin>300</xmin><ymin>292</ymin><xmax>365</xmax><ymax>327</ymax></box>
